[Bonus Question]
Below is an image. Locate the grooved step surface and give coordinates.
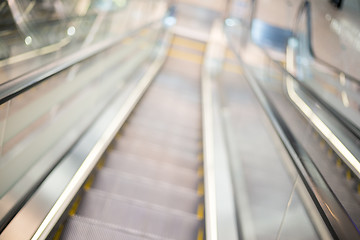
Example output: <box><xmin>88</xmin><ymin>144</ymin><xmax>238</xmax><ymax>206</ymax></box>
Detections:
<box><xmin>114</xmin><ymin>138</ymin><xmax>199</xmax><ymax>169</ymax></box>
<box><xmin>61</xmin><ymin>215</ymin><xmax>170</xmax><ymax>240</ymax></box>
<box><xmin>126</xmin><ymin>117</ymin><xmax>200</xmax><ymax>140</ymax></box>
<box><xmin>104</xmin><ymin>152</ymin><xmax>200</xmax><ymax>190</ymax></box>
<box><xmin>121</xmin><ymin>125</ymin><xmax>200</xmax><ymax>152</ymax></box>
<box><xmin>75</xmin><ymin>190</ymin><xmax>202</xmax><ymax>240</ymax></box>
<box><xmin>91</xmin><ymin>169</ymin><xmax>201</xmax><ymax>213</ymax></box>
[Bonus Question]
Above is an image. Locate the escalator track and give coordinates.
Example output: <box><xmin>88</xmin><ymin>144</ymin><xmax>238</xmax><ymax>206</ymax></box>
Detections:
<box><xmin>56</xmin><ymin>35</ymin><xmax>206</xmax><ymax>240</ymax></box>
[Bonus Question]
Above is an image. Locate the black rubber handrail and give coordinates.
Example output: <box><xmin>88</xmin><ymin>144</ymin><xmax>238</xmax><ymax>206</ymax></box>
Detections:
<box><xmin>225</xmin><ymin>29</ymin><xmax>360</xmax><ymax>240</ymax></box>
<box><xmin>294</xmin><ymin>0</ymin><xmax>360</xmax><ymax>84</ymax></box>
<box><xmin>0</xmin><ymin>20</ymin><xmax>161</xmax><ymax>106</ymax></box>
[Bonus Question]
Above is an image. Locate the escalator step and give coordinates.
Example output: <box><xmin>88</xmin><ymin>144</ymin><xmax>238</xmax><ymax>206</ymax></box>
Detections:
<box><xmin>138</xmin><ymin>98</ymin><xmax>200</xmax><ymax>114</ymax></box>
<box><xmin>131</xmin><ymin>109</ymin><xmax>200</xmax><ymax>130</ymax></box>
<box><xmin>91</xmin><ymin>168</ymin><xmax>201</xmax><ymax>213</ymax></box>
<box><xmin>126</xmin><ymin>116</ymin><xmax>200</xmax><ymax>140</ymax></box>
<box><xmin>121</xmin><ymin>125</ymin><xmax>200</xmax><ymax>152</ymax></box>
<box><xmin>75</xmin><ymin>190</ymin><xmax>202</xmax><ymax>240</ymax></box>
<box><xmin>140</xmin><ymin>84</ymin><xmax>200</xmax><ymax>106</ymax></box>
<box><xmin>114</xmin><ymin>138</ymin><xmax>198</xmax><ymax>169</ymax></box>
<box><xmin>61</xmin><ymin>215</ymin><xmax>170</xmax><ymax>240</ymax></box>
<box><xmin>104</xmin><ymin>152</ymin><xmax>200</xmax><ymax>189</ymax></box>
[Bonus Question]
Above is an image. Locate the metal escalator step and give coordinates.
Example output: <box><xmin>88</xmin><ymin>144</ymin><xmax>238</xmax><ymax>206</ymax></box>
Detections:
<box><xmin>140</xmin><ymin>93</ymin><xmax>200</xmax><ymax>109</ymax></box>
<box><xmin>104</xmin><ymin>152</ymin><xmax>200</xmax><ymax>189</ymax></box>
<box><xmin>114</xmin><ymin>138</ymin><xmax>198</xmax><ymax>169</ymax></box>
<box><xmin>61</xmin><ymin>215</ymin><xmax>171</xmax><ymax>240</ymax></box>
<box><xmin>131</xmin><ymin>109</ymin><xmax>201</xmax><ymax>130</ymax></box>
<box><xmin>91</xmin><ymin>168</ymin><xmax>201</xmax><ymax>213</ymax></box>
<box><xmin>137</xmin><ymin>91</ymin><xmax>200</xmax><ymax>106</ymax></box>
<box><xmin>75</xmin><ymin>190</ymin><xmax>202</xmax><ymax>240</ymax></box>
<box><xmin>135</xmin><ymin>100</ymin><xmax>200</xmax><ymax>116</ymax></box>
<box><xmin>121</xmin><ymin>125</ymin><xmax>200</xmax><ymax>152</ymax></box>
<box><xmin>149</xmin><ymin>73</ymin><xmax>200</xmax><ymax>90</ymax></box>
<box><xmin>142</xmin><ymin>84</ymin><xmax>200</xmax><ymax>102</ymax></box>
<box><xmin>125</xmin><ymin>117</ymin><xmax>200</xmax><ymax>140</ymax></box>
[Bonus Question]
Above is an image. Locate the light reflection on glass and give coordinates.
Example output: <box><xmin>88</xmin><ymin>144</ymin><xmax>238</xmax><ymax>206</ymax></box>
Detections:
<box><xmin>24</xmin><ymin>36</ymin><xmax>32</xmax><ymax>45</ymax></box>
<box><xmin>339</xmin><ymin>72</ymin><xmax>350</xmax><ymax>107</ymax></box>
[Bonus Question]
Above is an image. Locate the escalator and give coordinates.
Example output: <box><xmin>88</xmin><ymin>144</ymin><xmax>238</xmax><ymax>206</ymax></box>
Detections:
<box><xmin>58</xmin><ymin>35</ymin><xmax>205</xmax><ymax>240</ymax></box>
<box><xmin>2</xmin><ymin>1</ymin><xmax>360</xmax><ymax>240</ymax></box>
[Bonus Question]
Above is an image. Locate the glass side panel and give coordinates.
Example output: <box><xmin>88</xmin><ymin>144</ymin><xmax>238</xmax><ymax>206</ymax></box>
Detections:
<box><xmin>0</xmin><ymin>0</ymin><xmax>167</xmax><ymax>83</ymax></box>
<box><xmin>0</xmin><ymin>0</ymin><xmax>168</xmax><ymax>225</ymax></box>
<box><xmin>226</xmin><ymin>0</ymin><xmax>360</xmax><ymax>238</ymax></box>
<box><xmin>294</xmin><ymin>0</ymin><xmax>360</xmax><ymax>134</ymax></box>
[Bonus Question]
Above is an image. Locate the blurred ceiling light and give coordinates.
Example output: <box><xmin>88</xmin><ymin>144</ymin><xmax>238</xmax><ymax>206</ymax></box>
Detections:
<box><xmin>67</xmin><ymin>26</ymin><xmax>76</xmax><ymax>36</ymax></box>
<box><xmin>225</xmin><ymin>18</ymin><xmax>236</xmax><ymax>27</ymax></box>
<box><xmin>164</xmin><ymin>16</ymin><xmax>176</xmax><ymax>27</ymax></box>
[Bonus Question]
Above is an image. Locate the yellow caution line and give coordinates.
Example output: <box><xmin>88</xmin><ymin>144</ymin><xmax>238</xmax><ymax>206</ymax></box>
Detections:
<box><xmin>52</xmin><ymin>224</ymin><xmax>64</xmax><ymax>240</ymax></box>
<box><xmin>197</xmin><ymin>166</ymin><xmax>204</xmax><ymax>177</ymax></box>
<box><xmin>346</xmin><ymin>169</ymin><xmax>352</xmax><ymax>180</ymax></box>
<box><xmin>327</xmin><ymin>148</ymin><xmax>333</xmax><ymax>158</ymax></box>
<box><xmin>115</xmin><ymin>132</ymin><xmax>122</xmax><ymax>140</ymax></box>
<box><xmin>197</xmin><ymin>203</ymin><xmax>204</xmax><ymax>219</ymax></box>
<box><xmin>68</xmin><ymin>195</ymin><xmax>82</xmax><ymax>217</ymax></box>
<box><xmin>84</xmin><ymin>174</ymin><xmax>95</xmax><ymax>191</ymax></box>
<box><xmin>223</xmin><ymin>63</ymin><xmax>243</xmax><ymax>75</ymax></box>
<box><xmin>197</xmin><ymin>182</ymin><xmax>204</xmax><ymax>196</ymax></box>
<box><xmin>96</xmin><ymin>157</ymin><xmax>106</xmax><ymax>170</ymax></box>
<box><xmin>172</xmin><ymin>36</ymin><xmax>205</xmax><ymax>52</ymax></box>
<box><xmin>336</xmin><ymin>158</ymin><xmax>342</xmax><ymax>167</ymax></box>
<box><xmin>197</xmin><ymin>227</ymin><xmax>204</xmax><ymax>240</ymax></box>
<box><xmin>168</xmin><ymin>48</ymin><xmax>203</xmax><ymax>64</ymax></box>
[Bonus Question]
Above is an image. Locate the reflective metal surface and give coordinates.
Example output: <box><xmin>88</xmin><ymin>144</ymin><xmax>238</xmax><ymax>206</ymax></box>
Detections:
<box><xmin>202</xmin><ymin>19</ymin><xmax>239</xmax><ymax>240</ymax></box>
